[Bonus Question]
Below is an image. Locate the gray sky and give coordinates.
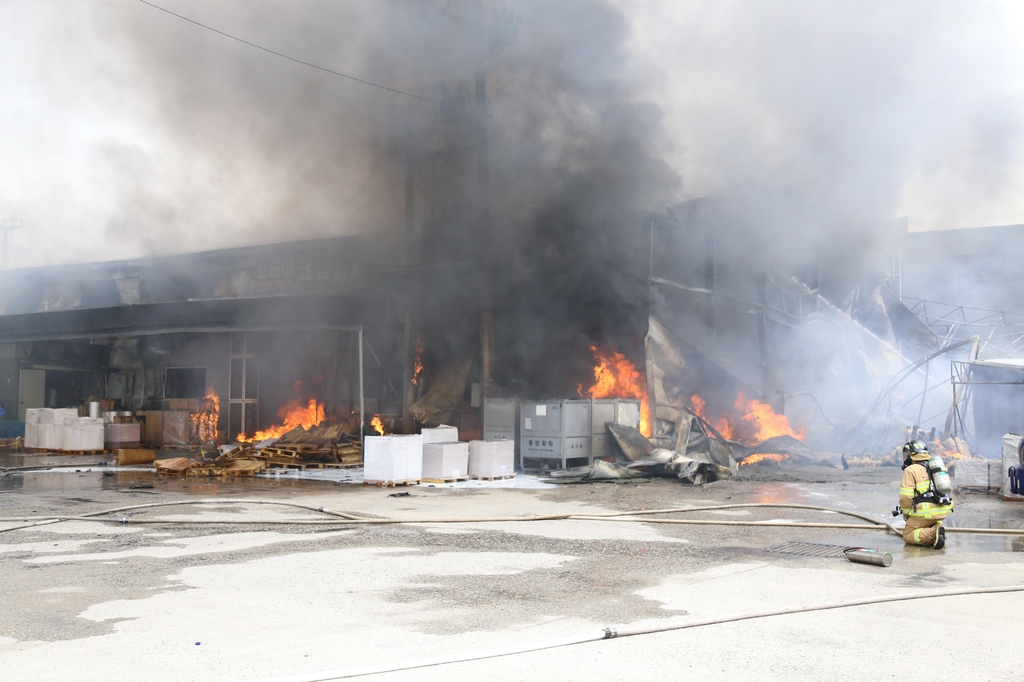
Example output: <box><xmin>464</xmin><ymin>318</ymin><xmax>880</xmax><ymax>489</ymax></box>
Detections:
<box><xmin>1</xmin><ymin>0</ymin><xmax>1023</xmax><ymax>266</ymax></box>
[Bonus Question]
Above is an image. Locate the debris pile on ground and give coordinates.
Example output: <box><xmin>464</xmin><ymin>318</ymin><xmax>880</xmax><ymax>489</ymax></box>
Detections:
<box><xmin>154</xmin><ymin>424</ymin><xmax>362</xmax><ymax>477</ymax></box>
<box><xmin>556</xmin><ymin>410</ymin><xmax>833</xmax><ymax>486</ymax></box>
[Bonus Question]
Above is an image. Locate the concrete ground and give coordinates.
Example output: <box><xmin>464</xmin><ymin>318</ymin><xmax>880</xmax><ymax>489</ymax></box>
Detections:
<box><xmin>1</xmin><ymin>465</ymin><xmax>1023</xmax><ymax>681</ymax></box>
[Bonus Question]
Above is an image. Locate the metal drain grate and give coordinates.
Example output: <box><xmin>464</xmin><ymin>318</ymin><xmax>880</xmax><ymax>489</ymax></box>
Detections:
<box><xmin>767</xmin><ymin>541</ymin><xmax>851</xmax><ymax>559</ymax></box>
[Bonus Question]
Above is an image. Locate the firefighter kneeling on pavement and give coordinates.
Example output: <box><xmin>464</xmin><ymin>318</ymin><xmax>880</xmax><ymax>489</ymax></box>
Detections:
<box><xmin>897</xmin><ymin>440</ymin><xmax>953</xmax><ymax>549</ymax></box>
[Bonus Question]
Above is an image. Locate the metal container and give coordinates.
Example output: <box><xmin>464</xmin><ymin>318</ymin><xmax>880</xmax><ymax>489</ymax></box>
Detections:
<box><xmin>520</xmin><ymin>400</ymin><xmax>591</xmax><ymax>469</ymax></box>
<box><xmin>845</xmin><ymin>548</ymin><xmax>893</xmax><ymax>567</ymax></box>
<box><xmin>521</xmin><ymin>435</ymin><xmax>591</xmax><ymax>466</ymax></box>
<box><xmin>484</xmin><ymin>398</ymin><xmax>518</xmax><ymax>433</ymax></box>
<box><xmin>590</xmin><ymin>399</ymin><xmax>640</xmax><ymax>459</ymax></box>
<box><xmin>521</xmin><ymin>400</ymin><xmax>591</xmax><ymax>436</ymax></box>
<box><xmin>519</xmin><ymin>398</ymin><xmax>641</xmax><ymax>469</ymax></box>
<box><xmin>483</xmin><ymin>398</ymin><xmax>520</xmax><ymax>466</ymax></box>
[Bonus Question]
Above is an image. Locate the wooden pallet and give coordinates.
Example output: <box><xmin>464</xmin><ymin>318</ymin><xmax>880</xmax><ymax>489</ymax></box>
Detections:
<box><xmin>469</xmin><ymin>474</ymin><xmax>516</xmax><ymax>481</ymax></box>
<box><xmin>223</xmin><ymin>460</ymin><xmax>266</xmax><ymax>476</ymax></box>
<box><xmin>155</xmin><ymin>457</ymin><xmax>197</xmax><ymax>475</ymax></box>
<box><xmin>363</xmin><ymin>479</ymin><xmax>420</xmax><ymax>488</ymax></box>
<box><xmin>258</xmin><ymin>448</ymin><xmax>301</xmax><ymax>459</ymax></box>
<box><xmin>186</xmin><ymin>466</ymin><xmax>225</xmax><ymax>477</ymax></box>
<box><xmin>324</xmin><ymin>462</ymin><xmax>362</xmax><ymax>469</ymax></box>
<box><xmin>264</xmin><ymin>460</ymin><xmax>305</xmax><ymax>470</ymax></box>
<box><xmin>422</xmin><ymin>477</ymin><xmax>470</xmax><ymax>484</ymax></box>
<box><xmin>24</xmin><ymin>447</ymin><xmax>110</xmax><ymax>455</ymax></box>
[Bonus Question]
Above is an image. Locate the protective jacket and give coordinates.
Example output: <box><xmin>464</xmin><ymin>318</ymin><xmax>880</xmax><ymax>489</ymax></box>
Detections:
<box><xmin>899</xmin><ymin>462</ymin><xmax>953</xmax><ymax>520</ymax></box>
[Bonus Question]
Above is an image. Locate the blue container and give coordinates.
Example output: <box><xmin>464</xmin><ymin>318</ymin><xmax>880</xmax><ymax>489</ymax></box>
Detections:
<box><xmin>0</xmin><ymin>421</ymin><xmax>25</xmax><ymax>439</ymax></box>
<box><xmin>1010</xmin><ymin>466</ymin><xmax>1024</xmax><ymax>496</ymax></box>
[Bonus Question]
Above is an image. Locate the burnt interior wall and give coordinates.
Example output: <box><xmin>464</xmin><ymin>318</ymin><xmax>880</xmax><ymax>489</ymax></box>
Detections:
<box><xmin>139</xmin><ymin>333</ymin><xmax>211</xmax><ymax>407</ymax></box>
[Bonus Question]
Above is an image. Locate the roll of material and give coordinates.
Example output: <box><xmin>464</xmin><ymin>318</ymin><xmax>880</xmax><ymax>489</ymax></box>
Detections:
<box><xmin>89</xmin><ymin>402</ymin><xmax>101</xmax><ymax>419</ymax></box>
<box><xmin>846</xmin><ymin>548</ymin><xmax>893</xmax><ymax>567</ymax></box>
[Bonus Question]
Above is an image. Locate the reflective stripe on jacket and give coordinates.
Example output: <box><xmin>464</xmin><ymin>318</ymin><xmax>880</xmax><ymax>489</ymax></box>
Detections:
<box><xmin>899</xmin><ymin>463</ymin><xmax>952</xmax><ymax>519</ymax></box>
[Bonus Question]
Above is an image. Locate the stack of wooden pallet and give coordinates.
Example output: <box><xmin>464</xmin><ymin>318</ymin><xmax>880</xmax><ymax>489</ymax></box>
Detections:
<box><xmin>156</xmin><ymin>453</ymin><xmax>268</xmax><ymax>478</ymax></box>
<box><xmin>250</xmin><ymin>424</ymin><xmax>362</xmax><ymax>470</ymax></box>
<box><xmin>154</xmin><ymin>424</ymin><xmax>363</xmax><ymax>477</ymax></box>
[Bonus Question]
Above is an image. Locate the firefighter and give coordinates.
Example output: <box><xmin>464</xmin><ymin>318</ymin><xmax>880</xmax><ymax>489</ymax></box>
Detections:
<box><xmin>898</xmin><ymin>440</ymin><xmax>952</xmax><ymax>548</ymax></box>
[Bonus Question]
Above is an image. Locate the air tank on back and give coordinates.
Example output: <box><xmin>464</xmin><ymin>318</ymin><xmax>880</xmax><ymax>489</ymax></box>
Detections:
<box><xmin>928</xmin><ymin>455</ymin><xmax>952</xmax><ymax>497</ymax></box>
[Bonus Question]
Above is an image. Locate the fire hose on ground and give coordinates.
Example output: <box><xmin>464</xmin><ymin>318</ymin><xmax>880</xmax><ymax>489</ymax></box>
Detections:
<box><xmin>2</xmin><ymin>499</ymin><xmax>1023</xmax><ymax>679</ymax></box>
<box><xmin>242</xmin><ymin>584</ymin><xmax>1024</xmax><ymax>682</ymax></box>
<box><xmin>1</xmin><ymin>499</ymin><xmax>1023</xmax><ymax>537</ymax></box>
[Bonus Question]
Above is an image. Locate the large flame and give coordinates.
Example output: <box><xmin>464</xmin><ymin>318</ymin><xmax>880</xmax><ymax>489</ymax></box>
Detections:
<box><xmin>371</xmin><ymin>414</ymin><xmax>386</xmax><ymax>436</ymax></box>
<box><xmin>689</xmin><ymin>394</ymin><xmax>735</xmax><ymax>441</ymax></box>
<box><xmin>237</xmin><ymin>397</ymin><xmax>324</xmax><ymax>443</ymax></box>
<box><xmin>735</xmin><ymin>393</ymin><xmax>805</xmax><ymax>442</ymax></box>
<box><xmin>189</xmin><ymin>386</ymin><xmax>220</xmax><ymax>444</ymax></box>
<box><xmin>689</xmin><ymin>392</ymin><xmax>804</xmax><ymax>446</ymax></box>
<box><xmin>579</xmin><ymin>345</ymin><xmax>651</xmax><ymax>436</ymax></box>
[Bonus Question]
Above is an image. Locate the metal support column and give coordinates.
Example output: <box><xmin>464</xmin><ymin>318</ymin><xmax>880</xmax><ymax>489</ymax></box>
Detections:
<box><xmin>358</xmin><ymin>326</ymin><xmax>365</xmax><ymax>451</ymax></box>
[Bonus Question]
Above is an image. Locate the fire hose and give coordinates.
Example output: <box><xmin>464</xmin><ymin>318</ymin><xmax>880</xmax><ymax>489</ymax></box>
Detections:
<box><xmin>241</xmin><ymin>584</ymin><xmax>1024</xmax><ymax>682</ymax></box>
<box><xmin>2</xmin><ymin>499</ymin><xmax>1023</xmax><ymax>679</ymax></box>
<box><xmin>1</xmin><ymin>498</ymin><xmax>1023</xmax><ymax>536</ymax></box>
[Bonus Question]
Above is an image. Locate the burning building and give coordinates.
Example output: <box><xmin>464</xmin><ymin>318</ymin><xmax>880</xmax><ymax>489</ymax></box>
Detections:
<box><xmin>1</xmin><ymin>2</ymin><xmax>1017</xmax><ymax>468</ymax></box>
<box><xmin>0</xmin><ymin>234</ymin><xmax>426</xmax><ymax>444</ymax></box>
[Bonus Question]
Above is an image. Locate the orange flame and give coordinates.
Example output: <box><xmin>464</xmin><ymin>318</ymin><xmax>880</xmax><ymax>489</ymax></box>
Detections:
<box><xmin>237</xmin><ymin>397</ymin><xmax>324</xmax><ymax>443</ymax></box>
<box><xmin>930</xmin><ymin>436</ymin><xmax>972</xmax><ymax>460</ymax></box>
<box><xmin>189</xmin><ymin>386</ymin><xmax>220</xmax><ymax>444</ymax></box>
<box><xmin>579</xmin><ymin>345</ymin><xmax>651</xmax><ymax>436</ymax></box>
<box><xmin>740</xmin><ymin>453</ymin><xmax>790</xmax><ymax>467</ymax></box>
<box><xmin>371</xmin><ymin>414</ymin><xmax>386</xmax><ymax>436</ymax></box>
<box><xmin>689</xmin><ymin>394</ymin><xmax>734</xmax><ymax>440</ymax></box>
<box><xmin>735</xmin><ymin>393</ymin><xmax>805</xmax><ymax>442</ymax></box>
<box><xmin>689</xmin><ymin>392</ymin><xmax>804</xmax><ymax>445</ymax></box>
<box><xmin>412</xmin><ymin>335</ymin><xmax>424</xmax><ymax>386</ymax></box>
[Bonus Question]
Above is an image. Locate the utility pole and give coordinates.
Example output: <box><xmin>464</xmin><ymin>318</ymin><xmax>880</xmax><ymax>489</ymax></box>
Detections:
<box><xmin>0</xmin><ymin>218</ymin><xmax>26</xmax><ymax>269</ymax></box>
<box><xmin>473</xmin><ymin>0</ymin><xmax>490</xmax><ymax>232</ymax></box>
<box><xmin>473</xmin><ymin>0</ymin><xmax>494</xmax><ymax>400</ymax></box>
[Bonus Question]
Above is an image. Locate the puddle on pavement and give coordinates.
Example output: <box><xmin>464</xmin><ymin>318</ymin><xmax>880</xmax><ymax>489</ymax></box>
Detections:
<box><xmin>0</xmin><ymin>469</ymin><xmax>348</xmax><ymax>494</ymax></box>
<box><xmin>4</xmin><ymin>460</ymin><xmax>1023</xmax><ymax>554</ymax></box>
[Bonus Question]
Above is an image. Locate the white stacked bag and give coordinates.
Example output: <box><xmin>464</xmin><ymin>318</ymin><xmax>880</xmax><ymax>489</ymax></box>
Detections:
<box><xmin>25</xmin><ymin>408</ymin><xmax>79</xmax><ymax>450</ymax></box>
<box><xmin>420</xmin><ymin>425</ymin><xmax>459</xmax><ymax>444</ymax></box>
<box><xmin>469</xmin><ymin>440</ymin><xmax>515</xmax><ymax>479</ymax></box>
<box><xmin>64</xmin><ymin>417</ymin><xmax>105</xmax><ymax>451</ymax></box>
<box><xmin>364</xmin><ymin>434</ymin><xmax>423</xmax><ymax>484</ymax></box>
<box><xmin>419</xmin><ymin>425</ymin><xmax>468</xmax><ymax>481</ymax></box>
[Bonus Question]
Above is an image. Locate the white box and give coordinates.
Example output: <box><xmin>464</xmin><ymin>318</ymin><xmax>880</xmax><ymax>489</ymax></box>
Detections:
<box><xmin>65</xmin><ymin>417</ymin><xmax>104</xmax><ymax>451</ymax></box>
<box><xmin>105</xmin><ymin>423</ymin><xmax>141</xmax><ymax>447</ymax></box>
<box><xmin>26</xmin><ymin>408</ymin><xmax>76</xmax><ymax>450</ymax></box>
<box><xmin>52</xmin><ymin>408</ymin><xmax>79</xmax><ymax>451</ymax></box>
<box><xmin>24</xmin><ymin>423</ymin><xmax>39</xmax><ymax>448</ymax></box>
<box><xmin>469</xmin><ymin>440</ymin><xmax>514</xmax><ymax>478</ymax></box>
<box><xmin>420</xmin><ymin>426</ymin><xmax>459</xmax><ymax>444</ymax></box>
<box><xmin>37</xmin><ymin>423</ymin><xmax>56</xmax><ymax>450</ymax></box>
<box><xmin>364</xmin><ymin>435</ymin><xmax>423</xmax><ymax>483</ymax></box>
<box><xmin>954</xmin><ymin>458</ymin><xmax>1002</xmax><ymax>490</ymax></box>
<box><xmin>422</xmin><ymin>442</ymin><xmax>469</xmax><ymax>480</ymax></box>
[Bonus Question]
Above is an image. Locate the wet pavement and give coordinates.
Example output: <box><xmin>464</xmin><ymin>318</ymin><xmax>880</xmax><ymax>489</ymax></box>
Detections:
<box><xmin>2</xmin><ymin>462</ymin><xmax>1024</xmax><ymax>681</ymax></box>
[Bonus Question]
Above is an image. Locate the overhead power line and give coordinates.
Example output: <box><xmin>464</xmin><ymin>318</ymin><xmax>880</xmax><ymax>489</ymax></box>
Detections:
<box><xmin>910</xmin><ymin>214</ymin><xmax>1024</xmax><ymax>224</ymax></box>
<box><xmin>136</xmin><ymin>0</ymin><xmax>440</xmax><ymax>103</ymax></box>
